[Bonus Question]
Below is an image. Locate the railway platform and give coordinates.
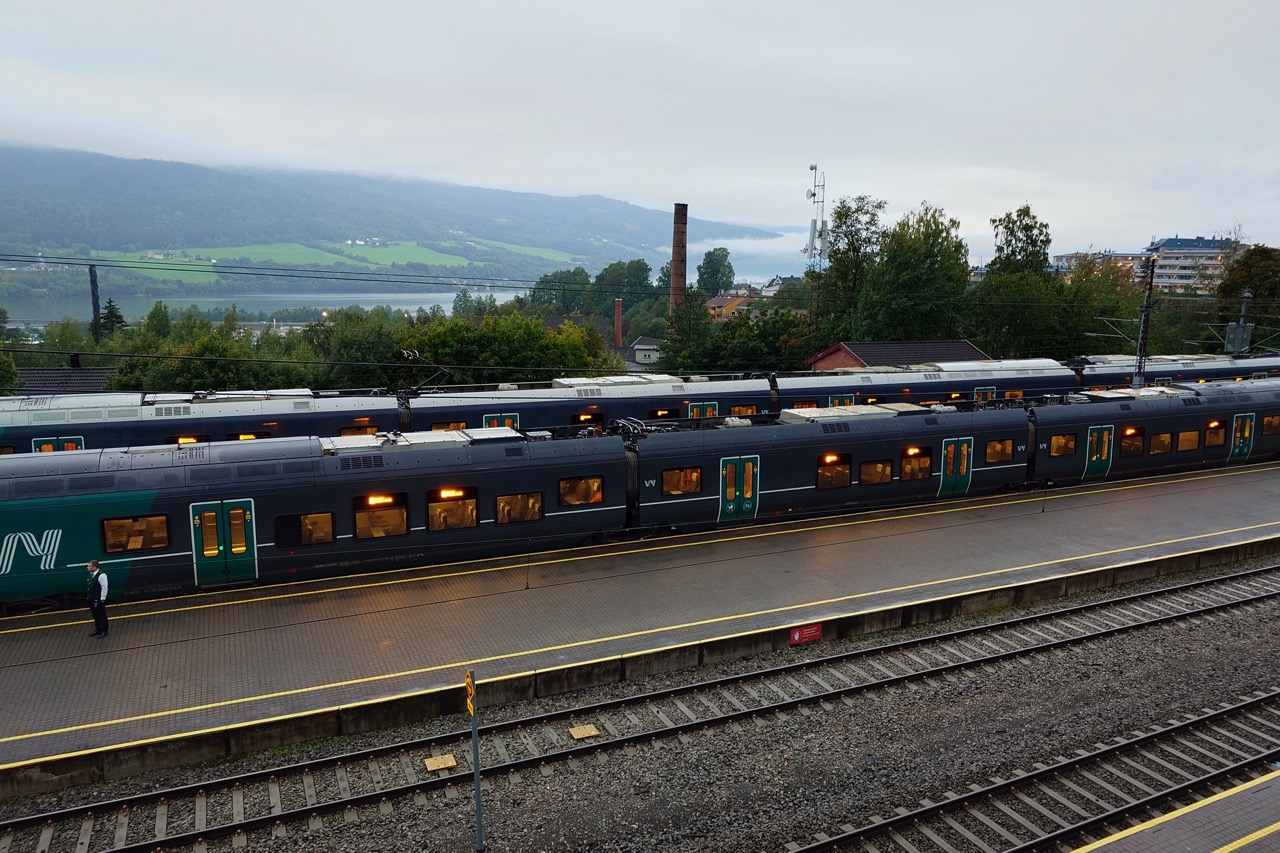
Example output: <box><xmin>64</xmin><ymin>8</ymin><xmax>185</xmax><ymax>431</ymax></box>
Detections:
<box><xmin>3</xmin><ymin>462</ymin><xmax>1280</xmax><ymax>795</ymax></box>
<box><xmin>1074</xmin><ymin>767</ymin><xmax>1280</xmax><ymax>852</ymax></box>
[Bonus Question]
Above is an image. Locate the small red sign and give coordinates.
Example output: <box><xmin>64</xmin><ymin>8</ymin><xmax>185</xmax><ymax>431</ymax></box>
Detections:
<box><xmin>789</xmin><ymin>624</ymin><xmax>822</xmax><ymax>645</ymax></box>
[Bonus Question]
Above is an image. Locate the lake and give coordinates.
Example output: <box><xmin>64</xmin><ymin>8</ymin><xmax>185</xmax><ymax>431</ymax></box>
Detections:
<box><xmin>0</xmin><ymin>292</ymin><xmax>489</xmax><ymax>324</ymax></box>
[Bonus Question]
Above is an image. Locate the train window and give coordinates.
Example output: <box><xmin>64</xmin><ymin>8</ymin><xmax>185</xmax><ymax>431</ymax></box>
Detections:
<box><xmin>1264</xmin><ymin>416</ymin><xmax>1280</xmax><ymax>435</ymax></box>
<box><xmin>103</xmin><ymin>514</ymin><xmax>170</xmax><ymax>554</ymax></box>
<box><xmin>432</xmin><ymin>421</ymin><xmax>467</xmax><ymax>431</ymax></box>
<box><xmin>985</xmin><ymin>439</ymin><xmax>1013</xmax><ymax>463</ymax></box>
<box><xmin>1149</xmin><ymin>433</ymin><xmax>1172</xmax><ymax>454</ymax></box>
<box><xmin>816</xmin><ymin>453</ymin><xmax>851</xmax><ymax>489</ymax></box>
<box><xmin>484</xmin><ymin>413</ymin><xmax>519</xmax><ymax>429</ymax></box>
<box><xmin>1177</xmin><ymin>430</ymin><xmax>1200</xmax><ymax>452</ymax></box>
<box><xmin>649</xmin><ymin>407</ymin><xmax>679</xmax><ymax>419</ymax></box>
<box><xmin>559</xmin><ymin>476</ymin><xmax>604</xmax><ymax>506</ymax></box>
<box><xmin>1049</xmin><ymin>434</ymin><xmax>1077</xmax><ymax>457</ymax></box>
<box><xmin>275</xmin><ymin>512</ymin><xmax>335</xmax><ymax>548</ymax></box>
<box><xmin>226</xmin><ymin>431</ymin><xmax>272</xmax><ymax>441</ymax></box>
<box><xmin>689</xmin><ymin>402</ymin><xmax>719</xmax><ymax>418</ymax></box>
<box><xmin>730</xmin><ymin>404</ymin><xmax>759</xmax><ymax>416</ymax></box>
<box><xmin>1001</xmin><ymin>390</ymin><xmax>1024</xmax><ymax>400</ymax></box>
<box><xmin>427</xmin><ymin>486</ymin><xmax>478</xmax><ymax>532</ymax></box>
<box><xmin>859</xmin><ymin>460</ymin><xmax>892</xmax><ymax>486</ymax></box>
<box><xmin>355</xmin><ymin>492</ymin><xmax>409</xmax><ymax>539</ymax></box>
<box><xmin>1206</xmin><ymin>423</ymin><xmax>1226</xmax><ymax>447</ymax></box>
<box><xmin>0</xmin><ymin>445</ymin><xmax>15</xmax><ymax>455</ymax></box>
<box><xmin>789</xmin><ymin>400</ymin><xmax>819</xmax><ymax>409</ymax></box>
<box><xmin>339</xmin><ymin>425</ymin><xmax>380</xmax><ymax>437</ymax></box>
<box><xmin>1120</xmin><ymin>427</ymin><xmax>1144</xmax><ymax>457</ymax></box>
<box><xmin>900</xmin><ymin>447</ymin><xmax>932</xmax><ymax>481</ymax></box>
<box><xmin>661</xmin><ymin>467</ymin><xmax>703</xmax><ymax>495</ymax></box>
<box><xmin>167</xmin><ymin>435</ymin><xmax>211</xmax><ymax>446</ymax></box>
<box><xmin>496</xmin><ymin>492</ymin><xmax>544</xmax><ymax>524</ymax></box>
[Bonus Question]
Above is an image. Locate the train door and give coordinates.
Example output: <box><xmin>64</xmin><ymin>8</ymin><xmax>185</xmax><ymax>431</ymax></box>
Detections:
<box><xmin>690</xmin><ymin>402</ymin><xmax>719</xmax><ymax>419</ymax></box>
<box><xmin>718</xmin><ymin>455</ymin><xmax>760</xmax><ymax>523</ymax></box>
<box><xmin>483</xmin><ymin>413</ymin><xmax>519</xmax><ymax>429</ymax></box>
<box><xmin>1230</xmin><ymin>414</ymin><xmax>1255</xmax><ymax>462</ymax></box>
<box><xmin>938</xmin><ymin>438</ymin><xmax>973</xmax><ymax>498</ymax></box>
<box><xmin>190</xmin><ymin>498</ymin><xmax>259</xmax><ymax>586</ymax></box>
<box><xmin>827</xmin><ymin>395</ymin><xmax>855</xmax><ymax>407</ymax></box>
<box><xmin>33</xmin><ymin>436</ymin><xmax>85</xmax><ymax>452</ymax></box>
<box><xmin>1084</xmin><ymin>425</ymin><xmax>1114</xmax><ymax>480</ymax></box>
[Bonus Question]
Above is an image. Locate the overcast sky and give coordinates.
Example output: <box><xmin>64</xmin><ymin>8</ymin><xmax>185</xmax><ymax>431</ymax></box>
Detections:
<box><xmin>4</xmin><ymin>0</ymin><xmax>1277</xmax><ymax>271</ymax></box>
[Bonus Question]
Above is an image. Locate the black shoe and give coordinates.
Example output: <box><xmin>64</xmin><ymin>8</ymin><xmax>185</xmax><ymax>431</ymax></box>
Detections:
<box><xmin>90</xmin><ymin>631</ymin><xmax>102</xmax><ymax>637</ymax></box>
<box><xmin>93</xmin><ymin>632</ymin><xmax>107</xmax><ymax>638</ymax></box>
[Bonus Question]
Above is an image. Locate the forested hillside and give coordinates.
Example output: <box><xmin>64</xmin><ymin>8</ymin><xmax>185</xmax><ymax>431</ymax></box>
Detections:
<box><xmin>0</xmin><ymin>145</ymin><xmax>774</xmax><ymax>277</ymax></box>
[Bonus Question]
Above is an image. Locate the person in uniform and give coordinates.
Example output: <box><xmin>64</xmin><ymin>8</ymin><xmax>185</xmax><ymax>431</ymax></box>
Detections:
<box><xmin>87</xmin><ymin>560</ymin><xmax>109</xmax><ymax>638</ymax></box>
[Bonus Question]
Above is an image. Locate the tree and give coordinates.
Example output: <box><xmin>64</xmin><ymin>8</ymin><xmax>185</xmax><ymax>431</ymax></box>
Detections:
<box><xmin>1055</xmin><ymin>253</ymin><xmax>1145</xmax><ymax>358</ymax></box>
<box><xmin>526</xmin><ymin>267</ymin><xmax>592</xmax><ymax>315</ymax></box>
<box><xmin>1215</xmin><ymin>245</ymin><xmax>1280</xmax><ymax>352</ymax></box>
<box><xmin>987</xmin><ymin>205</ymin><xmax>1052</xmax><ymax>279</ymax></box>
<box><xmin>695</xmin><ymin>248</ymin><xmax>734</xmax><ymax>297</ymax></box>
<box><xmin>0</xmin><ymin>350</ymin><xmax>19</xmax><ymax>394</ymax></box>
<box><xmin>854</xmin><ymin>202</ymin><xmax>969</xmax><ymax>341</ymax></box>
<box><xmin>807</xmin><ymin>194</ymin><xmax>887</xmax><ymax>343</ymax></box>
<box><xmin>961</xmin><ymin>205</ymin><xmax>1058</xmax><ymax>358</ymax></box>
<box><xmin>658</xmin><ymin>289</ymin><xmax>715</xmax><ymax>373</ymax></box>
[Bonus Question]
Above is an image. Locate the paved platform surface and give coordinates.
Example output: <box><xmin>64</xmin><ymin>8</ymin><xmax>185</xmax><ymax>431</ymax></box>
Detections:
<box><xmin>1074</xmin><ymin>767</ymin><xmax>1280</xmax><ymax>852</ymax></box>
<box><xmin>3</xmin><ymin>462</ymin><xmax>1280</xmax><ymax>768</ymax></box>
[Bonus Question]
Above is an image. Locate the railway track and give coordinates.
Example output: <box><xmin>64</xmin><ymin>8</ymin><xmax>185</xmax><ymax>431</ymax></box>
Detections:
<box><xmin>2</xmin><ymin>566</ymin><xmax>1278</xmax><ymax>852</ymax></box>
<box><xmin>786</xmin><ymin>688</ymin><xmax>1280</xmax><ymax>852</ymax></box>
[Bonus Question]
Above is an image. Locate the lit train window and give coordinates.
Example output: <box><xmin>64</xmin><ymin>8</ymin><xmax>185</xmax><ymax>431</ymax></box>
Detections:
<box><xmin>166</xmin><ymin>435</ymin><xmax>211</xmax><ymax>445</ymax></box>
<box><xmin>1177</xmin><ymin>431</ymin><xmax>1200</xmax><ymax>452</ymax></box>
<box><xmin>1149</xmin><ymin>433</ymin><xmax>1172</xmax><ymax>454</ymax></box>
<box><xmin>649</xmin><ymin>407</ymin><xmax>679</xmax><ymax>419</ymax></box>
<box><xmin>1206</xmin><ymin>423</ymin><xmax>1226</xmax><ymax>447</ymax></box>
<box><xmin>495</xmin><ymin>492</ymin><xmax>543</xmax><ymax>524</ymax></box>
<box><xmin>432</xmin><ymin>421</ymin><xmax>467</xmax><ymax>431</ymax></box>
<box><xmin>103</xmin><ymin>514</ymin><xmax>170</xmax><ymax>554</ymax></box>
<box><xmin>559</xmin><ymin>476</ymin><xmax>604</xmax><ymax>506</ymax></box>
<box><xmin>428</xmin><ymin>486</ymin><xmax>478</xmax><ymax>532</ymax></box>
<box><xmin>0</xmin><ymin>445</ymin><xmax>15</xmax><ymax>455</ymax></box>
<box><xmin>900</xmin><ymin>447</ymin><xmax>932</xmax><ymax>481</ymax></box>
<box><xmin>730</xmin><ymin>404</ymin><xmax>759</xmax><ymax>416</ymax></box>
<box><xmin>859</xmin><ymin>459</ymin><xmax>892</xmax><ymax>486</ymax></box>
<box><xmin>339</xmin><ymin>425</ymin><xmax>380</xmax><ymax>436</ymax></box>
<box><xmin>227</xmin><ymin>507</ymin><xmax>248</xmax><ymax>555</ymax></box>
<box><xmin>986</xmin><ymin>439</ymin><xmax>1013</xmax><ymax>463</ymax></box>
<box><xmin>1049</xmin><ymin>434</ymin><xmax>1077</xmax><ymax>457</ymax></box>
<box><xmin>661</xmin><ymin>467</ymin><xmax>703</xmax><ymax>495</ymax></box>
<box><xmin>226</xmin><ymin>431</ymin><xmax>271</xmax><ymax>441</ymax></box>
<box><xmin>275</xmin><ymin>512</ymin><xmax>335</xmax><ymax>547</ymax></box>
<box><xmin>355</xmin><ymin>492</ymin><xmax>409</xmax><ymax>539</ymax></box>
<box><xmin>1120</xmin><ymin>428</ymin><xmax>1144</xmax><ymax>457</ymax></box>
<box><xmin>789</xmin><ymin>400</ymin><xmax>819</xmax><ymax>409</ymax></box>
<box><xmin>816</xmin><ymin>454</ymin><xmax>851</xmax><ymax>489</ymax></box>
<box><xmin>1002</xmin><ymin>390</ymin><xmax>1024</xmax><ymax>399</ymax></box>
<box><xmin>1264</xmin><ymin>416</ymin><xmax>1280</xmax><ymax>435</ymax></box>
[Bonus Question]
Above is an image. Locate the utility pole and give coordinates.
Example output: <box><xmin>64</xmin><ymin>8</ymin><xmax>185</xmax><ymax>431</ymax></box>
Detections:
<box><xmin>1132</xmin><ymin>254</ymin><xmax>1156</xmax><ymax>390</ymax></box>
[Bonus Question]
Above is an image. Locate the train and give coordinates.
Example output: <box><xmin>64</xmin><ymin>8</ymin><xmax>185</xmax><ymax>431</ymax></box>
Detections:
<box><xmin>3</xmin><ymin>351</ymin><xmax>1280</xmax><ymax>456</ymax></box>
<box><xmin>2</xmin><ymin>376</ymin><xmax>1279</xmax><ymax>612</ymax></box>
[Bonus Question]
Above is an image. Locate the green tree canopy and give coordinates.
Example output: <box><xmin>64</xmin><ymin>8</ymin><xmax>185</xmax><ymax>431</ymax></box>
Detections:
<box><xmin>854</xmin><ymin>202</ymin><xmax>969</xmax><ymax>341</ymax></box>
<box><xmin>808</xmin><ymin>194</ymin><xmax>887</xmax><ymax>342</ymax></box>
<box><xmin>695</xmin><ymin>248</ymin><xmax>735</xmax><ymax>297</ymax></box>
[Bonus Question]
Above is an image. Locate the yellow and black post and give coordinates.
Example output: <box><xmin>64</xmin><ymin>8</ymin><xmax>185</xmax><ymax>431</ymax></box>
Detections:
<box><xmin>466</xmin><ymin>669</ymin><xmax>485</xmax><ymax>852</ymax></box>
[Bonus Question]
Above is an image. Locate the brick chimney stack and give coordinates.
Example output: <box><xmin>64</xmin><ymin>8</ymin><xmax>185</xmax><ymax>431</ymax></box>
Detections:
<box><xmin>669</xmin><ymin>203</ymin><xmax>687</xmax><ymax>314</ymax></box>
